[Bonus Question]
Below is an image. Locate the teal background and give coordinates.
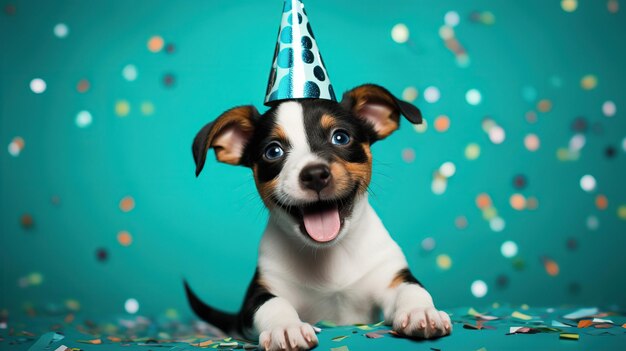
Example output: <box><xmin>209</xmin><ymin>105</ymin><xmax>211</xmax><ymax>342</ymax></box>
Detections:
<box><xmin>1</xmin><ymin>0</ymin><xmax>625</xmax><ymax>319</ymax></box>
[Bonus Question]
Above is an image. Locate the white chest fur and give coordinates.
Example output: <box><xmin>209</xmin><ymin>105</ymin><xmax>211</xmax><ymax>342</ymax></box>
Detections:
<box><xmin>258</xmin><ymin>196</ymin><xmax>409</xmax><ymax>325</ymax></box>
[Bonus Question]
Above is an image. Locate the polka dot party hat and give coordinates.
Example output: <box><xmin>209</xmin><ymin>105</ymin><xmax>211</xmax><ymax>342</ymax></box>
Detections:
<box><xmin>264</xmin><ymin>0</ymin><xmax>336</xmax><ymax>106</ymax></box>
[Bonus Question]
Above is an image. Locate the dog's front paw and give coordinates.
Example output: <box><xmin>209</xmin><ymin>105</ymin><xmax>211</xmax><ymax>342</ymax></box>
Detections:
<box><xmin>259</xmin><ymin>323</ymin><xmax>318</xmax><ymax>351</ymax></box>
<box><xmin>393</xmin><ymin>307</ymin><xmax>452</xmax><ymax>339</ymax></box>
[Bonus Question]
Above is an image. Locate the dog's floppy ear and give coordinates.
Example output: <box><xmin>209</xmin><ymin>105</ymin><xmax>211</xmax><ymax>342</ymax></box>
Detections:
<box><xmin>340</xmin><ymin>84</ymin><xmax>422</xmax><ymax>141</ymax></box>
<box><xmin>192</xmin><ymin>105</ymin><xmax>259</xmax><ymax>176</ymax></box>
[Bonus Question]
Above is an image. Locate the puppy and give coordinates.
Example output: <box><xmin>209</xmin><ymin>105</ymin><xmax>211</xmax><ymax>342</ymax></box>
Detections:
<box><xmin>185</xmin><ymin>84</ymin><xmax>452</xmax><ymax>350</ymax></box>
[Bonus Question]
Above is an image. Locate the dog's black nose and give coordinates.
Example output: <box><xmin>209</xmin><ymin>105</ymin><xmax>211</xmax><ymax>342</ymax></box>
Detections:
<box><xmin>300</xmin><ymin>164</ymin><xmax>331</xmax><ymax>192</ymax></box>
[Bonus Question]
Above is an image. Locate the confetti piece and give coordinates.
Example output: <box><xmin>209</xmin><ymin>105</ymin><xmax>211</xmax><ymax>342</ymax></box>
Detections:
<box><xmin>391</xmin><ymin>23</ymin><xmax>409</xmax><ymax>43</ymax></box>
<box><xmin>141</xmin><ymin>101</ymin><xmax>155</xmax><ymax>116</ymax></box>
<box><xmin>466</xmin><ymin>89</ymin><xmax>482</xmax><ymax>105</ymax></box>
<box><xmin>75</xmin><ymin>110</ymin><xmax>92</xmax><ymax>128</ymax></box>
<box><xmin>561</xmin><ymin>0</ymin><xmax>578</xmax><ymax>12</ymax></box>
<box><xmin>95</xmin><ymin>248</ymin><xmax>108</xmax><ymax>262</ymax></box>
<box><xmin>578</xmin><ymin>320</ymin><xmax>593</xmax><ymax>328</ymax></box>
<box><xmin>76</xmin><ymin>79</ymin><xmax>90</xmax><ymax>93</ymax></box>
<box><xmin>331</xmin><ymin>346</ymin><xmax>350</xmax><ymax>351</ymax></box>
<box><xmin>163</xmin><ymin>73</ymin><xmax>176</xmax><ymax>87</ymax></box>
<box><xmin>592</xmin><ymin>318</ymin><xmax>613</xmax><ymax>324</ymax></box>
<box><xmin>402</xmin><ymin>86</ymin><xmax>418</xmax><ymax>102</ymax></box>
<box><xmin>53</xmin><ymin>23</ymin><xmax>69</xmax><ymax>38</ymax></box>
<box><xmin>581</xmin><ymin>74</ymin><xmax>597</xmax><ymax>90</ymax></box>
<box><xmin>402</xmin><ymin>148</ymin><xmax>415</xmax><ymax>163</ymax></box>
<box><xmin>560</xmin><ymin>333</ymin><xmax>579</xmax><ymax>340</ymax></box>
<box><xmin>488</xmin><ymin>125</ymin><xmax>505</xmax><ymax>144</ymax></box>
<box><xmin>332</xmin><ymin>335</ymin><xmax>350</xmax><ymax>341</ymax></box>
<box><xmin>148</xmin><ymin>35</ymin><xmax>164</xmax><ymax>52</ymax></box>
<box><xmin>537</xmin><ymin>99</ymin><xmax>552</xmax><ymax>113</ymax></box>
<box><xmin>122</xmin><ymin>64</ymin><xmax>138</xmax><ymax>81</ymax></box>
<box><xmin>117</xmin><ymin>230</ymin><xmax>133</xmax><ymax>246</ymax></box>
<box><xmin>421</xmin><ymin>237</ymin><xmax>436</xmax><ymax>252</ymax></box>
<box><xmin>455</xmin><ymin>215</ymin><xmax>468</xmax><ymax>229</ymax></box>
<box><xmin>580</xmin><ymin>175</ymin><xmax>596</xmax><ymax>192</ymax></box>
<box><xmin>471</xmin><ymin>280</ymin><xmax>488</xmax><ymax>298</ymax></box>
<box><xmin>617</xmin><ymin>205</ymin><xmax>626</xmax><ymax>220</ymax></box>
<box><xmin>465</xmin><ymin>143</ymin><xmax>480</xmax><ymax>160</ymax></box>
<box><xmin>512</xmin><ymin>311</ymin><xmax>532</xmax><ymax>320</ymax></box>
<box><xmin>107</xmin><ymin>336</ymin><xmax>122</xmax><ymax>342</ymax></box>
<box><xmin>30</xmin><ymin>78</ymin><xmax>46</xmax><ymax>94</ymax></box>
<box><xmin>77</xmin><ymin>338</ymin><xmax>102</xmax><ymax>344</ymax></box>
<box><xmin>424</xmin><ymin>87</ymin><xmax>441</xmax><ymax>103</ymax></box>
<box><xmin>125</xmin><ymin>298</ymin><xmax>139</xmax><ymax>314</ymax></box>
<box><xmin>476</xmin><ymin>193</ymin><xmax>492</xmax><ymax>209</ymax></box>
<box><xmin>365</xmin><ymin>332</ymin><xmax>384</xmax><ymax>339</ymax></box>
<box><xmin>436</xmin><ymin>254</ymin><xmax>452</xmax><ymax>270</ymax></box>
<box><xmin>595</xmin><ymin>194</ymin><xmax>608</xmax><ymax>210</ymax></box>
<box><xmin>543</xmin><ymin>257</ymin><xmax>560</xmax><ymax>276</ymax></box>
<box><xmin>20</xmin><ymin>214</ymin><xmax>34</xmax><ymax>229</ymax></box>
<box><xmin>119</xmin><ymin>196</ymin><xmax>135</xmax><ymax>212</ymax></box>
<box><xmin>552</xmin><ymin>320</ymin><xmax>569</xmax><ymax>327</ymax></box>
<box><xmin>501</xmin><ymin>241</ymin><xmax>518</xmax><ymax>258</ymax></box>
<box><xmin>115</xmin><ymin>100</ymin><xmax>131</xmax><ymax>117</ymax></box>
<box><xmin>509</xmin><ymin>194</ymin><xmax>526</xmax><ymax>210</ymax></box>
<box><xmin>524</xmin><ymin>134</ymin><xmax>540</xmax><ymax>151</ymax></box>
<box><xmin>563</xmin><ymin>308</ymin><xmax>598</xmax><ymax>320</ymax></box>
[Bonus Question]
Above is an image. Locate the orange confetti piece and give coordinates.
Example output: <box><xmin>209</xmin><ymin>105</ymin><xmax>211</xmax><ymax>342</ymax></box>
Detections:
<box><xmin>108</xmin><ymin>336</ymin><xmax>122</xmax><ymax>342</ymax></box>
<box><xmin>64</xmin><ymin>313</ymin><xmax>74</xmax><ymax>323</ymax></box>
<box><xmin>119</xmin><ymin>196</ymin><xmax>135</xmax><ymax>212</ymax></box>
<box><xmin>537</xmin><ymin>99</ymin><xmax>552</xmax><ymax>113</ymax></box>
<box><xmin>509</xmin><ymin>193</ymin><xmax>526</xmax><ymax>210</ymax></box>
<box><xmin>117</xmin><ymin>230</ymin><xmax>133</xmax><ymax>246</ymax></box>
<box><xmin>192</xmin><ymin>340</ymin><xmax>214</xmax><ymax>347</ymax></box>
<box><xmin>595</xmin><ymin>194</ymin><xmax>608</xmax><ymax>210</ymax></box>
<box><xmin>434</xmin><ymin>115</ymin><xmax>450</xmax><ymax>132</ymax></box>
<box><xmin>578</xmin><ymin>320</ymin><xmax>593</xmax><ymax>328</ymax></box>
<box><xmin>476</xmin><ymin>193</ymin><xmax>492</xmax><ymax>209</ymax></box>
<box><xmin>147</xmin><ymin>35</ymin><xmax>164</xmax><ymax>53</ymax></box>
<box><xmin>543</xmin><ymin>257</ymin><xmax>560</xmax><ymax>276</ymax></box>
<box><xmin>78</xmin><ymin>338</ymin><xmax>102</xmax><ymax>344</ymax></box>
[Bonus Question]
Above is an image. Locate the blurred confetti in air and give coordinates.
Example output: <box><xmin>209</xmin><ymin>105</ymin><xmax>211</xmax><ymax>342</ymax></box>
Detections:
<box><xmin>1</xmin><ymin>0</ymin><xmax>626</xmax><ymax>324</ymax></box>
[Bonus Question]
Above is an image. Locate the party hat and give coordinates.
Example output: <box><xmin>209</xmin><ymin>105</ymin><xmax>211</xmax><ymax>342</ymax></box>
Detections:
<box><xmin>264</xmin><ymin>0</ymin><xmax>336</xmax><ymax>106</ymax></box>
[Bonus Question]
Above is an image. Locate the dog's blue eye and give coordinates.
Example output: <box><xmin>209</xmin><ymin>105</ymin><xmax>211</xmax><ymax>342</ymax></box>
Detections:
<box><xmin>331</xmin><ymin>130</ymin><xmax>350</xmax><ymax>145</ymax></box>
<box><xmin>264</xmin><ymin>143</ymin><xmax>284</xmax><ymax>160</ymax></box>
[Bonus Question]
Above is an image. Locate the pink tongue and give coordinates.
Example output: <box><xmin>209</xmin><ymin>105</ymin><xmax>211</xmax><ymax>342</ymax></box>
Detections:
<box><xmin>302</xmin><ymin>205</ymin><xmax>341</xmax><ymax>242</ymax></box>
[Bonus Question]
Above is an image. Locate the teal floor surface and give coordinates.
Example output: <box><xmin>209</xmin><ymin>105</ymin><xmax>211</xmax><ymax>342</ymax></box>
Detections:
<box><xmin>2</xmin><ymin>306</ymin><xmax>625</xmax><ymax>350</ymax></box>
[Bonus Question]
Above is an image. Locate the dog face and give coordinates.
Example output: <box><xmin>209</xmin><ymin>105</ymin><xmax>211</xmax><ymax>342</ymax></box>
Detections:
<box><xmin>193</xmin><ymin>84</ymin><xmax>422</xmax><ymax>246</ymax></box>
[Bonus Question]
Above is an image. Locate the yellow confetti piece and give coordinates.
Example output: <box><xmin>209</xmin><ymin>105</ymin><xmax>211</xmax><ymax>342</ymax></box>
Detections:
<box><xmin>561</xmin><ymin>0</ymin><xmax>578</xmax><ymax>12</ymax></box>
<box><xmin>511</xmin><ymin>311</ymin><xmax>532</xmax><ymax>320</ymax></box>
<box><xmin>436</xmin><ymin>254</ymin><xmax>452</xmax><ymax>270</ymax></box>
<box><xmin>476</xmin><ymin>348</ymin><xmax>488</xmax><ymax>351</ymax></box>
<box><xmin>581</xmin><ymin>74</ymin><xmax>598</xmax><ymax>90</ymax></box>
<box><xmin>140</xmin><ymin>101</ymin><xmax>155</xmax><ymax>116</ymax></box>
<box><xmin>617</xmin><ymin>205</ymin><xmax>626</xmax><ymax>220</ymax></box>
<box><xmin>354</xmin><ymin>324</ymin><xmax>373</xmax><ymax>331</ymax></box>
<box><xmin>468</xmin><ymin>307</ymin><xmax>481</xmax><ymax>317</ymax></box>
<box><xmin>331</xmin><ymin>346</ymin><xmax>350</xmax><ymax>351</ymax></box>
<box><xmin>465</xmin><ymin>143</ymin><xmax>481</xmax><ymax>160</ymax></box>
<box><xmin>560</xmin><ymin>333</ymin><xmax>579</xmax><ymax>340</ymax></box>
<box><xmin>115</xmin><ymin>100</ymin><xmax>130</xmax><ymax>117</ymax></box>
<box><xmin>332</xmin><ymin>335</ymin><xmax>350</xmax><ymax>341</ymax></box>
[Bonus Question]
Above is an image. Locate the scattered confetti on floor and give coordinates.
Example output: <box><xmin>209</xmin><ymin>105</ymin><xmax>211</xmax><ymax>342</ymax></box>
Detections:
<box><xmin>1</xmin><ymin>306</ymin><xmax>625</xmax><ymax>350</ymax></box>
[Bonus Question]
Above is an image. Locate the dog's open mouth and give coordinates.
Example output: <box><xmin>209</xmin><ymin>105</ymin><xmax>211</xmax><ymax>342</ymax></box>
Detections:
<box><xmin>274</xmin><ymin>185</ymin><xmax>359</xmax><ymax>243</ymax></box>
